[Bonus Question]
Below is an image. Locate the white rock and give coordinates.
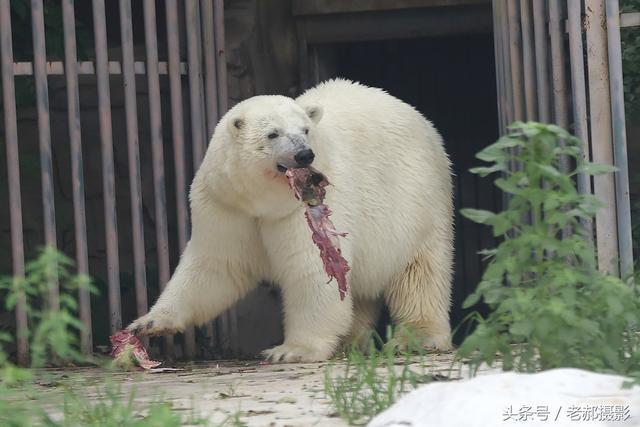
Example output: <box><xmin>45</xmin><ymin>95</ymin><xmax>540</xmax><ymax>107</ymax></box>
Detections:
<box><xmin>368</xmin><ymin>369</ymin><xmax>640</xmax><ymax>427</ymax></box>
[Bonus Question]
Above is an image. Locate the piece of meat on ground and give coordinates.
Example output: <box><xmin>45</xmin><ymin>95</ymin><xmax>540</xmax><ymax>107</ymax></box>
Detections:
<box><xmin>110</xmin><ymin>330</ymin><xmax>161</xmax><ymax>370</ymax></box>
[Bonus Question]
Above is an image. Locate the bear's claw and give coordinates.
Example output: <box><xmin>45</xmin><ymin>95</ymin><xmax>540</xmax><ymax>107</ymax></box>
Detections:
<box><xmin>126</xmin><ymin>311</ymin><xmax>182</xmax><ymax>337</ymax></box>
<box><xmin>262</xmin><ymin>343</ymin><xmax>332</xmax><ymax>363</ymax></box>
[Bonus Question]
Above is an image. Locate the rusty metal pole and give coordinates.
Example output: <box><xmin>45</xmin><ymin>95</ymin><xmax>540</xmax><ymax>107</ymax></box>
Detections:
<box><xmin>143</xmin><ymin>0</ymin><xmax>176</xmax><ymax>356</ymax></box>
<box><xmin>567</xmin><ymin>0</ymin><xmax>595</xmax><ymax>247</ymax></box>
<box><xmin>532</xmin><ymin>0</ymin><xmax>551</xmax><ymax>123</ymax></box>
<box><xmin>492</xmin><ymin>0</ymin><xmax>506</xmax><ymax>133</ymax></box>
<box><xmin>165</xmin><ymin>0</ymin><xmax>189</xmax><ymax>253</ymax></box>
<box><xmin>119</xmin><ymin>0</ymin><xmax>149</xmax><ymax>323</ymax></box>
<box><xmin>62</xmin><ymin>0</ymin><xmax>93</xmax><ymax>355</ymax></box>
<box><xmin>0</xmin><ymin>0</ymin><xmax>29</xmax><ymax>366</ymax></box>
<box><xmin>31</xmin><ymin>0</ymin><xmax>59</xmax><ymax>309</ymax></box>
<box><xmin>520</xmin><ymin>0</ymin><xmax>538</xmax><ymax>121</ymax></box>
<box><xmin>605</xmin><ymin>0</ymin><xmax>633</xmax><ymax>277</ymax></box>
<box><xmin>92</xmin><ymin>0</ymin><xmax>122</xmax><ymax>332</ymax></box>
<box><xmin>585</xmin><ymin>0</ymin><xmax>619</xmax><ymax>275</ymax></box>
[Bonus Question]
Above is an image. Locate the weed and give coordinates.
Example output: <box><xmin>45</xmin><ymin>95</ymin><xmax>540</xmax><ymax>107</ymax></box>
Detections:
<box><xmin>324</xmin><ymin>332</ymin><xmax>442</xmax><ymax>425</ymax></box>
<box><xmin>458</xmin><ymin>122</ymin><xmax>640</xmax><ymax>378</ymax></box>
<box><xmin>0</xmin><ymin>247</ymin><xmax>246</xmax><ymax>426</ymax></box>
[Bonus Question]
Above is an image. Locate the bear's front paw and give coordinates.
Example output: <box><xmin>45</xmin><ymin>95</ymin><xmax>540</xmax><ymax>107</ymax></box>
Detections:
<box><xmin>126</xmin><ymin>310</ymin><xmax>183</xmax><ymax>337</ymax></box>
<box><xmin>262</xmin><ymin>343</ymin><xmax>333</xmax><ymax>363</ymax></box>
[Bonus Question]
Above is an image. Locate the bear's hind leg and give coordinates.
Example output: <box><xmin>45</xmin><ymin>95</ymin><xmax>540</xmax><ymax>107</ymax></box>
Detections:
<box><xmin>342</xmin><ymin>297</ymin><xmax>382</xmax><ymax>353</ymax></box>
<box><xmin>385</xmin><ymin>242</ymin><xmax>453</xmax><ymax>352</ymax></box>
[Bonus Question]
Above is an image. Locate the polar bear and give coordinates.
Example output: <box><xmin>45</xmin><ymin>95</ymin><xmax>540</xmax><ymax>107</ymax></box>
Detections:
<box><xmin>128</xmin><ymin>79</ymin><xmax>454</xmax><ymax>362</ymax></box>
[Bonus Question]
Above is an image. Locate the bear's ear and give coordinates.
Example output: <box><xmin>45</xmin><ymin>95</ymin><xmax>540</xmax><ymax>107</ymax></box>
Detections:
<box><xmin>305</xmin><ymin>105</ymin><xmax>323</xmax><ymax>125</ymax></box>
<box><xmin>227</xmin><ymin>117</ymin><xmax>244</xmax><ymax>138</ymax></box>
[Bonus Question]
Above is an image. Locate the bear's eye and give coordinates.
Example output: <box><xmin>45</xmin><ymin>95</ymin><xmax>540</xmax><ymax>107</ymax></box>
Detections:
<box><xmin>303</xmin><ymin>128</ymin><xmax>309</xmax><ymax>135</ymax></box>
<box><xmin>267</xmin><ymin>132</ymin><xmax>279</xmax><ymax>139</ymax></box>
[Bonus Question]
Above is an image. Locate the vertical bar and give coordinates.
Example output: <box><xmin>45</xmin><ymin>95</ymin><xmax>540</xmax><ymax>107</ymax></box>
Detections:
<box><xmin>548</xmin><ymin>0</ymin><xmax>571</xmax><ymax>239</ymax></box>
<box><xmin>585</xmin><ymin>0</ymin><xmax>618</xmax><ymax>275</ymax></box>
<box><xmin>1</xmin><ymin>0</ymin><xmax>29</xmax><ymax>366</ymax></box>
<box><xmin>200</xmin><ymin>0</ymin><xmax>218</xmax><ymax>352</ymax></box>
<box><xmin>143</xmin><ymin>0</ymin><xmax>176</xmax><ymax>356</ymax></box>
<box><xmin>119</xmin><ymin>0</ymin><xmax>148</xmax><ymax>320</ymax></box>
<box><xmin>520</xmin><ymin>0</ymin><xmax>538</xmax><ymax>121</ymax></box>
<box><xmin>201</xmin><ymin>0</ymin><xmax>219</xmax><ymax>134</ymax></box>
<box><xmin>605</xmin><ymin>0</ymin><xmax>633</xmax><ymax>276</ymax></box>
<box><xmin>507</xmin><ymin>0</ymin><xmax>525</xmax><ymax>122</ymax></box>
<box><xmin>31</xmin><ymin>0</ymin><xmax>59</xmax><ymax>309</ymax></box>
<box><xmin>492</xmin><ymin>0</ymin><xmax>506</xmax><ymax>132</ymax></box>
<box><xmin>213</xmin><ymin>0</ymin><xmax>237</xmax><ymax>355</ymax></box>
<box><xmin>532</xmin><ymin>0</ymin><xmax>551</xmax><ymax>123</ymax></box>
<box><xmin>213</xmin><ymin>0</ymin><xmax>228</xmax><ymax>114</ymax></box>
<box><xmin>185</xmin><ymin>0</ymin><xmax>204</xmax><ymax>358</ymax></box>
<box><xmin>549</xmin><ymin>0</ymin><xmax>570</xmax><ymax>129</ymax></box>
<box><xmin>62</xmin><ymin>0</ymin><xmax>92</xmax><ymax>355</ymax></box>
<box><xmin>500</xmin><ymin>0</ymin><xmax>514</xmax><ymax>126</ymax></box>
<box><xmin>165</xmin><ymin>0</ymin><xmax>189</xmax><ymax>252</ymax></box>
<box><xmin>567</xmin><ymin>0</ymin><xmax>595</xmax><ymax>245</ymax></box>
<box><xmin>186</xmin><ymin>0</ymin><xmax>206</xmax><ymax>169</ymax></box>
<box><xmin>92</xmin><ymin>0</ymin><xmax>122</xmax><ymax>332</ymax></box>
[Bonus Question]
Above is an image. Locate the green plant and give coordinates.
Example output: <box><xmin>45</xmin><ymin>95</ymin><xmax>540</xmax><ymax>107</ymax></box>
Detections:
<box><xmin>458</xmin><ymin>122</ymin><xmax>640</xmax><ymax>379</ymax></box>
<box><xmin>0</xmin><ymin>248</ymin><xmax>228</xmax><ymax>426</ymax></box>
<box><xmin>324</xmin><ymin>332</ymin><xmax>440</xmax><ymax>425</ymax></box>
<box><xmin>1</xmin><ymin>246</ymin><xmax>95</xmax><ymax>369</ymax></box>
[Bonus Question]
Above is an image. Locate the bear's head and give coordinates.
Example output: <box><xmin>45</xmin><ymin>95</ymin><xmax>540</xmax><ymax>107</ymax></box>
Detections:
<box><xmin>203</xmin><ymin>95</ymin><xmax>324</xmax><ymax>216</ymax></box>
<box><xmin>223</xmin><ymin>95</ymin><xmax>322</xmax><ymax>173</ymax></box>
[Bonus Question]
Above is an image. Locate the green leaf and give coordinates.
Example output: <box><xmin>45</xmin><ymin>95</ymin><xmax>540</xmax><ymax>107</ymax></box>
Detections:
<box><xmin>463</xmin><ymin>291</ymin><xmax>482</xmax><ymax>309</ymax></box>
<box><xmin>469</xmin><ymin>164</ymin><xmax>505</xmax><ymax>177</ymax></box>
<box><xmin>574</xmin><ymin>162</ymin><xmax>618</xmax><ymax>176</ymax></box>
<box><xmin>536</xmin><ymin>164</ymin><xmax>562</xmax><ymax>178</ymax></box>
<box><xmin>460</xmin><ymin>208</ymin><xmax>496</xmax><ymax>224</ymax></box>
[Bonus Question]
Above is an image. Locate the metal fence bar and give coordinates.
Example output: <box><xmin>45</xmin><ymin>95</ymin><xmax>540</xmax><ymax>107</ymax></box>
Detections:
<box><xmin>165</xmin><ymin>0</ymin><xmax>189</xmax><ymax>253</ymax></box>
<box><xmin>519</xmin><ymin>0</ymin><xmax>538</xmax><ymax>121</ymax></box>
<box><xmin>62</xmin><ymin>0</ymin><xmax>92</xmax><ymax>355</ymax></box>
<box><xmin>1</xmin><ymin>0</ymin><xmax>29</xmax><ymax>366</ymax></box>
<box><xmin>186</xmin><ymin>0</ymin><xmax>206</xmax><ymax>170</ymax></box>
<box><xmin>31</xmin><ymin>0</ymin><xmax>59</xmax><ymax>310</ymax></box>
<box><xmin>13</xmin><ymin>60</ymin><xmax>189</xmax><ymax>76</ymax></box>
<box><xmin>199</xmin><ymin>0</ymin><xmax>219</xmax><ymax>354</ymax></box>
<box><xmin>213</xmin><ymin>0</ymin><xmax>237</xmax><ymax>354</ymax></box>
<box><xmin>143</xmin><ymin>0</ymin><xmax>176</xmax><ymax>356</ymax></box>
<box><xmin>567</xmin><ymin>0</ymin><xmax>595</xmax><ymax>246</ymax></box>
<box><xmin>492</xmin><ymin>0</ymin><xmax>506</xmax><ymax>132</ymax></box>
<box><xmin>214</xmin><ymin>0</ymin><xmax>229</xmax><ymax>114</ymax></box>
<box><xmin>92</xmin><ymin>0</ymin><xmax>122</xmax><ymax>332</ymax></box>
<box><xmin>621</xmin><ymin>12</ymin><xmax>640</xmax><ymax>27</ymax></box>
<box><xmin>507</xmin><ymin>0</ymin><xmax>525</xmax><ymax>122</ymax></box>
<box><xmin>202</xmin><ymin>0</ymin><xmax>219</xmax><ymax>135</ymax></box>
<box><xmin>119</xmin><ymin>0</ymin><xmax>148</xmax><ymax>322</ymax></box>
<box><xmin>499</xmin><ymin>0</ymin><xmax>514</xmax><ymax>126</ymax></box>
<box><xmin>548</xmin><ymin>0</ymin><xmax>569</xmax><ymax>130</ymax></box>
<box><xmin>585</xmin><ymin>0</ymin><xmax>618</xmax><ymax>275</ymax></box>
<box><xmin>532</xmin><ymin>0</ymin><xmax>550</xmax><ymax>123</ymax></box>
<box><xmin>605</xmin><ymin>0</ymin><xmax>633</xmax><ymax>277</ymax></box>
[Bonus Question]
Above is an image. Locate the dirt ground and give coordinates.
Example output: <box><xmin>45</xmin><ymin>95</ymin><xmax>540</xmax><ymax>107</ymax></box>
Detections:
<box><xmin>30</xmin><ymin>351</ymin><xmax>489</xmax><ymax>426</ymax></box>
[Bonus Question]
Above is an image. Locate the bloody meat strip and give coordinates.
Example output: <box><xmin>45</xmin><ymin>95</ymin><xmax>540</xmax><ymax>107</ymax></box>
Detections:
<box><xmin>285</xmin><ymin>167</ymin><xmax>350</xmax><ymax>300</ymax></box>
<box><xmin>110</xmin><ymin>330</ymin><xmax>161</xmax><ymax>370</ymax></box>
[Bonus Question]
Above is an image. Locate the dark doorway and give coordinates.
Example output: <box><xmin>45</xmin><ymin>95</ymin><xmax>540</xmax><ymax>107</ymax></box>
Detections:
<box><xmin>311</xmin><ymin>34</ymin><xmax>501</xmax><ymax>341</ymax></box>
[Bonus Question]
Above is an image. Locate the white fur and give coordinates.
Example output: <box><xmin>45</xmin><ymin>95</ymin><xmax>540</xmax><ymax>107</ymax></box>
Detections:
<box><xmin>128</xmin><ymin>79</ymin><xmax>454</xmax><ymax>361</ymax></box>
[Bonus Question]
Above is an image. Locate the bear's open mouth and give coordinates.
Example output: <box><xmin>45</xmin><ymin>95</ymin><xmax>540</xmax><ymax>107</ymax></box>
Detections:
<box><xmin>277</xmin><ymin>164</ymin><xmax>288</xmax><ymax>173</ymax></box>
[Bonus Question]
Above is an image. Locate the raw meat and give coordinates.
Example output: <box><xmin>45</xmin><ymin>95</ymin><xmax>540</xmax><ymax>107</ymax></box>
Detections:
<box><xmin>110</xmin><ymin>330</ymin><xmax>161</xmax><ymax>370</ymax></box>
<box><xmin>285</xmin><ymin>167</ymin><xmax>350</xmax><ymax>300</ymax></box>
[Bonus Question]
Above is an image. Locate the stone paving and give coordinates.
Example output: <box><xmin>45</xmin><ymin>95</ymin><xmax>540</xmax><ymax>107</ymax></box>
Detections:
<box><xmin>33</xmin><ymin>351</ymin><xmax>498</xmax><ymax>426</ymax></box>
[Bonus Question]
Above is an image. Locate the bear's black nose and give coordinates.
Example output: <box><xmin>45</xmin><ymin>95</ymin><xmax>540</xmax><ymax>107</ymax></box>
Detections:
<box><xmin>294</xmin><ymin>148</ymin><xmax>315</xmax><ymax>166</ymax></box>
